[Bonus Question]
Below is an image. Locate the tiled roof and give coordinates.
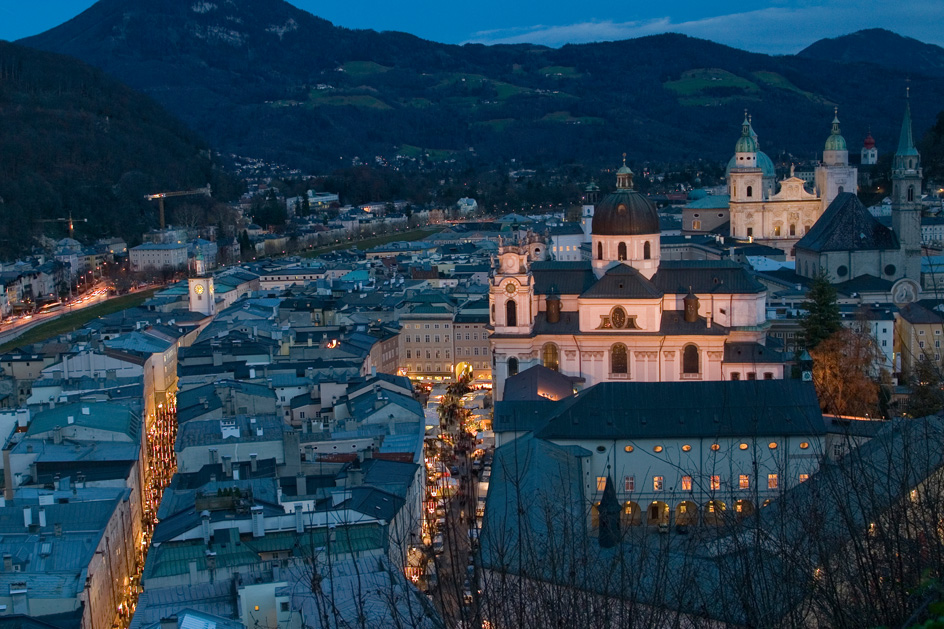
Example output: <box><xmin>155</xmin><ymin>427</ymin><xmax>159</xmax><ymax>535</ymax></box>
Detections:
<box><xmin>579</xmin><ymin>264</ymin><xmax>663</xmax><ymax>299</ymax></box>
<box><xmin>796</xmin><ymin>193</ymin><xmax>899</xmax><ymax>253</ymax></box>
<box><xmin>651</xmin><ymin>260</ymin><xmax>765</xmax><ymax>294</ymax></box>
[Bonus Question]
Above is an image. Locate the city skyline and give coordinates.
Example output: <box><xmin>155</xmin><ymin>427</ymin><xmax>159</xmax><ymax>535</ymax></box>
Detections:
<box><xmin>1</xmin><ymin>0</ymin><xmax>943</xmax><ymax>55</ymax></box>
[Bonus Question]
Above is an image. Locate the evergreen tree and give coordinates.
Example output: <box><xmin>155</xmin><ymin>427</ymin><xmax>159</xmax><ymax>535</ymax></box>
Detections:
<box><xmin>801</xmin><ymin>270</ymin><xmax>841</xmax><ymax>351</ymax></box>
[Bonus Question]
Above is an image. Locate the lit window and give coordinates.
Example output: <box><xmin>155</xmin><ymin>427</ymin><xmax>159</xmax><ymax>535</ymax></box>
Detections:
<box><xmin>653</xmin><ymin>445</ymin><xmax>663</xmax><ymax>453</ymax></box>
<box><xmin>710</xmin><ymin>475</ymin><xmax>721</xmax><ymax>490</ymax></box>
<box><xmin>624</xmin><ymin>445</ymin><xmax>634</xmax><ymax>453</ymax></box>
<box><xmin>739</xmin><ymin>443</ymin><xmax>748</xmax><ymax>450</ymax></box>
<box><xmin>624</xmin><ymin>476</ymin><xmax>635</xmax><ymax>492</ymax></box>
<box><xmin>681</xmin><ymin>444</ymin><xmax>692</xmax><ymax>452</ymax></box>
<box><xmin>768</xmin><ymin>474</ymin><xmax>779</xmax><ymax>489</ymax></box>
<box><xmin>768</xmin><ymin>442</ymin><xmax>778</xmax><ymax>450</ymax></box>
<box><xmin>596</xmin><ymin>477</ymin><xmax>606</xmax><ymax>492</ymax></box>
<box><xmin>653</xmin><ymin>476</ymin><xmax>663</xmax><ymax>491</ymax></box>
<box><xmin>799</xmin><ymin>442</ymin><xmax>809</xmax><ymax>450</ymax></box>
<box><xmin>681</xmin><ymin>475</ymin><xmax>692</xmax><ymax>491</ymax></box>
<box><xmin>739</xmin><ymin>474</ymin><xmax>750</xmax><ymax>489</ymax></box>
<box><xmin>799</xmin><ymin>474</ymin><xmax>809</xmax><ymax>483</ymax></box>
<box><xmin>710</xmin><ymin>443</ymin><xmax>720</xmax><ymax>451</ymax></box>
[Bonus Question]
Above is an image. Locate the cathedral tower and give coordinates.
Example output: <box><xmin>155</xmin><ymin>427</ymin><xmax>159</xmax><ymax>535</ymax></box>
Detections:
<box><xmin>891</xmin><ymin>89</ymin><xmax>923</xmax><ymax>282</ymax></box>
<box><xmin>815</xmin><ymin>108</ymin><xmax>857</xmax><ymax>209</ymax></box>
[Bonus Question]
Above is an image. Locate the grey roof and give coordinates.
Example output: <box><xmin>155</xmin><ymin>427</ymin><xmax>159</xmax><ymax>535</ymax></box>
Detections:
<box><xmin>534</xmin><ymin>380</ymin><xmax>825</xmax><ymax>441</ymax></box>
<box><xmin>795</xmin><ymin>193</ymin><xmax>899</xmax><ymax>253</ymax></box>
<box><xmin>492</xmin><ymin>400</ymin><xmax>561</xmax><ymax>434</ymax></box>
<box><xmin>579</xmin><ymin>264</ymin><xmax>663</xmax><ymax>299</ymax></box>
<box><xmin>176</xmin><ymin>415</ymin><xmax>284</xmax><ymax>449</ymax></box>
<box><xmin>502</xmin><ymin>365</ymin><xmax>577</xmax><ymax>402</ymax></box>
<box><xmin>651</xmin><ymin>260</ymin><xmax>766</xmax><ymax>294</ymax></box>
<box><xmin>723</xmin><ymin>342</ymin><xmax>784</xmax><ymax>364</ymax></box>
<box><xmin>531</xmin><ymin>261</ymin><xmax>596</xmax><ymax>295</ymax></box>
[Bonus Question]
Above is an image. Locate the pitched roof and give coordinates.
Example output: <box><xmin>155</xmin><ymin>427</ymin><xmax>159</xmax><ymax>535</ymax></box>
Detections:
<box><xmin>531</xmin><ymin>261</ymin><xmax>596</xmax><ymax>295</ymax></box>
<box><xmin>502</xmin><ymin>365</ymin><xmax>577</xmax><ymax>402</ymax></box>
<box><xmin>651</xmin><ymin>260</ymin><xmax>765</xmax><ymax>294</ymax></box>
<box><xmin>795</xmin><ymin>193</ymin><xmax>899</xmax><ymax>253</ymax></box>
<box><xmin>579</xmin><ymin>264</ymin><xmax>663</xmax><ymax>299</ymax></box>
<box><xmin>534</xmin><ymin>380</ymin><xmax>825</xmax><ymax>441</ymax></box>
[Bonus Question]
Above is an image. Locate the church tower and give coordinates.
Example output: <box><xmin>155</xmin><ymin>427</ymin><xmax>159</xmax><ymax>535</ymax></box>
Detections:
<box><xmin>861</xmin><ymin>130</ymin><xmax>878</xmax><ymax>165</ymax></box>
<box><xmin>891</xmin><ymin>89</ymin><xmax>923</xmax><ymax>282</ymax></box>
<box><xmin>188</xmin><ymin>249</ymin><xmax>216</xmax><ymax>317</ymax></box>
<box><xmin>728</xmin><ymin>113</ymin><xmax>764</xmax><ymax>204</ymax></box>
<box><xmin>581</xmin><ymin>181</ymin><xmax>599</xmax><ymax>242</ymax></box>
<box><xmin>814</xmin><ymin>108</ymin><xmax>857</xmax><ymax>210</ymax></box>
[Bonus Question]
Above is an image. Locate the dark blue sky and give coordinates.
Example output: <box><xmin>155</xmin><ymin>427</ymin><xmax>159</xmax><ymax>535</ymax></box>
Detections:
<box><xmin>2</xmin><ymin>0</ymin><xmax>942</xmax><ymax>54</ymax></box>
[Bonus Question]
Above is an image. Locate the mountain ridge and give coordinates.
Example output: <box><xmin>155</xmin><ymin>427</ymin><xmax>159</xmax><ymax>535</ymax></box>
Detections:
<box><xmin>18</xmin><ymin>0</ymin><xmax>944</xmax><ymax>171</ymax></box>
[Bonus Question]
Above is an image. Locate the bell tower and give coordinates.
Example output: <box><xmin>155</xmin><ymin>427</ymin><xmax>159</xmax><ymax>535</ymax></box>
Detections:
<box><xmin>188</xmin><ymin>248</ymin><xmax>215</xmax><ymax>317</ymax></box>
<box><xmin>891</xmin><ymin>89</ymin><xmax>923</xmax><ymax>282</ymax></box>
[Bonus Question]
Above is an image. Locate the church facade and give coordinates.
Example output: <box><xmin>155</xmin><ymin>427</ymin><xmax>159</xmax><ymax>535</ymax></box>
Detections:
<box><xmin>489</xmin><ymin>165</ymin><xmax>783</xmax><ymax>401</ymax></box>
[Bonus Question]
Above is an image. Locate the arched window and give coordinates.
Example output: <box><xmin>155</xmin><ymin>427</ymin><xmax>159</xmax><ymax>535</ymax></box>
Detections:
<box><xmin>611</xmin><ymin>344</ymin><xmax>628</xmax><ymax>374</ymax></box>
<box><xmin>746</xmin><ymin>185</ymin><xmax>753</xmax><ymax>198</ymax></box>
<box><xmin>908</xmin><ymin>186</ymin><xmax>915</xmax><ymax>202</ymax></box>
<box><xmin>789</xmin><ymin>224</ymin><xmax>796</xmax><ymax>236</ymax></box>
<box><xmin>508</xmin><ymin>357</ymin><xmax>519</xmax><ymax>377</ymax></box>
<box><xmin>643</xmin><ymin>241</ymin><xmax>651</xmax><ymax>260</ymax></box>
<box><xmin>773</xmin><ymin>225</ymin><xmax>781</xmax><ymax>236</ymax></box>
<box><xmin>542</xmin><ymin>343</ymin><xmax>559</xmax><ymax>371</ymax></box>
<box><xmin>505</xmin><ymin>299</ymin><xmax>517</xmax><ymax>327</ymax></box>
<box><xmin>617</xmin><ymin>242</ymin><xmax>627</xmax><ymax>261</ymax></box>
<box><xmin>597</xmin><ymin>242</ymin><xmax>603</xmax><ymax>260</ymax></box>
<box><xmin>682</xmin><ymin>344</ymin><xmax>699</xmax><ymax>374</ymax></box>
<box><xmin>838</xmin><ymin>185</ymin><xmax>844</xmax><ymax>194</ymax></box>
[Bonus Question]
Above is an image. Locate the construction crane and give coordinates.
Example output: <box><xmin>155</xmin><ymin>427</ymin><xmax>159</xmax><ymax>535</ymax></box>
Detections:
<box><xmin>144</xmin><ymin>185</ymin><xmax>212</xmax><ymax>229</ymax></box>
<box><xmin>40</xmin><ymin>211</ymin><xmax>87</xmax><ymax>240</ymax></box>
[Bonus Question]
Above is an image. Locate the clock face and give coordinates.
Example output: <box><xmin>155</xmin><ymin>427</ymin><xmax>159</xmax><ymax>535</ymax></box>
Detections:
<box><xmin>194</xmin><ymin>284</ymin><xmax>205</xmax><ymax>295</ymax></box>
<box><xmin>505</xmin><ymin>283</ymin><xmax>517</xmax><ymax>294</ymax></box>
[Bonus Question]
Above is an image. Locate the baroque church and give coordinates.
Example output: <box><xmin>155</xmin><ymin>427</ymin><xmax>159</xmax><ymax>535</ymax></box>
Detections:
<box><xmin>489</xmin><ymin>164</ymin><xmax>783</xmax><ymax>401</ymax></box>
<box><xmin>684</xmin><ymin>109</ymin><xmax>859</xmax><ymax>255</ymax></box>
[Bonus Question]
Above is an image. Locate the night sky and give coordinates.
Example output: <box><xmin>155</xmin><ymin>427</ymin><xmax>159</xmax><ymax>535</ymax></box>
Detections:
<box><xmin>1</xmin><ymin>0</ymin><xmax>942</xmax><ymax>54</ymax></box>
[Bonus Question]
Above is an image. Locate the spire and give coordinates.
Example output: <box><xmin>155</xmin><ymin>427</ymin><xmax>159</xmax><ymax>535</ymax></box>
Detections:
<box><xmin>824</xmin><ymin>107</ymin><xmax>847</xmax><ymax>152</ymax></box>
<box><xmin>896</xmin><ymin>88</ymin><xmax>919</xmax><ymax>157</ymax></box>
<box><xmin>735</xmin><ymin>111</ymin><xmax>758</xmax><ymax>154</ymax></box>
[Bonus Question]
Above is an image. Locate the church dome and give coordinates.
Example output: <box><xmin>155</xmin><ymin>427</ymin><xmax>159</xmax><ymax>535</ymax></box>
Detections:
<box><xmin>726</xmin><ymin>151</ymin><xmax>776</xmax><ymax>178</ymax></box>
<box><xmin>825</xmin><ymin>109</ymin><xmax>847</xmax><ymax>151</ymax></box>
<box><xmin>592</xmin><ymin>163</ymin><xmax>659</xmax><ymax>236</ymax></box>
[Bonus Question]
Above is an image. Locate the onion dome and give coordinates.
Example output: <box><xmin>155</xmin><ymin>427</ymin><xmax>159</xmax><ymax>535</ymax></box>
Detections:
<box><xmin>824</xmin><ymin>107</ymin><xmax>847</xmax><ymax>151</ymax></box>
<box><xmin>863</xmin><ymin>131</ymin><xmax>875</xmax><ymax>150</ymax></box>
<box><xmin>591</xmin><ymin>157</ymin><xmax>659</xmax><ymax>236</ymax></box>
<box><xmin>735</xmin><ymin>113</ymin><xmax>757</xmax><ymax>153</ymax></box>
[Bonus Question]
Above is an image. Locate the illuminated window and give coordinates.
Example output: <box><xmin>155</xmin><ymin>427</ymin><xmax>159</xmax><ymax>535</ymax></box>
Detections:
<box><xmin>653</xmin><ymin>476</ymin><xmax>663</xmax><ymax>491</ymax></box>
<box><xmin>681</xmin><ymin>475</ymin><xmax>692</xmax><ymax>491</ymax></box>
<box><xmin>799</xmin><ymin>474</ymin><xmax>809</xmax><ymax>483</ymax></box>
<box><xmin>739</xmin><ymin>474</ymin><xmax>750</xmax><ymax>489</ymax></box>
<box><xmin>739</xmin><ymin>443</ymin><xmax>748</xmax><ymax>450</ymax></box>
<box><xmin>542</xmin><ymin>343</ymin><xmax>559</xmax><ymax>371</ymax></box>
<box><xmin>624</xmin><ymin>445</ymin><xmax>634</xmax><ymax>453</ymax></box>
<box><xmin>768</xmin><ymin>442</ymin><xmax>778</xmax><ymax>450</ymax></box>
<box><xmin>710</xmin><ymin>443</ymin><xmax>720</xmax><ymax>452</ymax></box>
<box><xmin>624</xmin><ymin>476</ymin><xmax>635</xmax><ymax>492</ymax></box>
<box><xmin>681</xmin><ymin>444</ymin><xmax>692</xmax><ymax>452</ymax></box>
<box><xmin>710</xmin><ymin>475</ymin><xmax>721</xmax><ymax>491</ymax></box>
<box><xmin>653</xmin><ymin>445</ymin><xmax>663</xmax><ymax>453</ymax></box>
<box><xmin>596</xmin><ymin>477</ymin><xmax>606</xmax><ymax>491</ymax></box>
<box><xmin>768</xmin><ymin>474</ymin><xmax>779</xmax><ymax>489</ymax></box>
<box><xmin>799</xmin><ymin>442</ymin><xmax>809</xmax><ymax>449</ymax></box>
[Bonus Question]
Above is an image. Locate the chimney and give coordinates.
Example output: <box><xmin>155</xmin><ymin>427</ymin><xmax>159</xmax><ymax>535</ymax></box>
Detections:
<box><xmin>294</xmin><ymin>504</ymin><xmax>304</xmax><ymax>534</ymax></box>
<box><xmin>2</xmin><ymin>554</ymin><xmax>11</xmax><ymax>571</ymax></box>
<box><xmin>201</xmin><ymin>510</ymin><xmax>211</xmax><ymax>545</ymax></box>
<box><xmin>546</xmin><ymin>294</ymin><xmax>561</xmax><ymax>324</ymax></box>
<box><xmin>37</xmin><ymin>508</ymin><xmax>46</xmax><ymax>528</ymax></box>
<box><xmin>209</xmin><ymin>448</ymin><xmax>218</xmax><ymax>464</ymax></box>
<box><xmin>188</xmin><ymin>560</ymin><xmax>198</xmax><ymax>585</ymax></box>
<box><xmin>251</xmin><ymin>506</ymin><xmax>265</xmax><ymax>538</ymax></box>
<box><xmin>53</xmin><ymin>426</ymin><xmax>63</xmax><ymax>445</ymax></box>
<box><xmin>222</xmin><ymin>456</ymin><xmax>232</xmax><ymax>477</ymax></box>
<box><xmin>205</xmin><ymin>552</ymin><xmax>217</xmax><ymax>572</ymax></box>
<box><xmin>250</xmin><ymin>453</ymin><xmax>258</xmax><ymax>472</ymax></box>
<box><xmin>54</xmin><ymin>523</ymin><xmax>62</xmax><ymax>537</ymax></box>
<box><xmin>23</xmin><ymin>507</ymin><xmax>32</xmax><ymax>529</ymax></box>
<box><xmin>296</xmin><ymin>472</ymin><xmax>307</xmax><ymax>497</ymax></box>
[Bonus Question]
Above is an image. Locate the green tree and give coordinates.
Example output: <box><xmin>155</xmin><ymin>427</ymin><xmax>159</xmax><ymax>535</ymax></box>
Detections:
<box><xmin>801</xmin><ymin>270</ymin><xmax>841</xmax><ymax>352</ymax></box>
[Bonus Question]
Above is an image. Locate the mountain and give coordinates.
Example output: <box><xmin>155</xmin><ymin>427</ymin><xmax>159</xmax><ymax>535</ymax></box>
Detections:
<box><xmin>798</xmin><ymin>29</ymin><xmax>944</xmax><ymax>78</ymax></box>
<box><xmin>19</xmin><ymin>0</ymin><xmax>944</xmax><ymax>173</ymax></box>
<box><xmin>0</xmin><ymin>40</ymin><xmax>240</xmax><ymax>257</ymax></box>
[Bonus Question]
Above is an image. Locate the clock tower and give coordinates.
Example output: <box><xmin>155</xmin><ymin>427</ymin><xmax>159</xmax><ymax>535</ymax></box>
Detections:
<box><xmin>188</xmin><ymin>250</ymin><xmax>215</xmax><ymax>316</ymax></box>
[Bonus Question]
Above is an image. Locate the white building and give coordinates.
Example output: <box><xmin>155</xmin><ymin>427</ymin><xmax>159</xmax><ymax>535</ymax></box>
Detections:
<box><xmin>130</xmin><ymin>243</ymin><xmax>188</xmax><ymax>272</ymax></box>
